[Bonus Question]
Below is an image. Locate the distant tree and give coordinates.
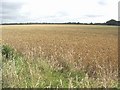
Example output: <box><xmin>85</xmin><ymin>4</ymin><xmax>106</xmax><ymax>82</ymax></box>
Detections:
<box><xmin>106</xmin><ymin>19</ymin><xmax>118</xmax><ymax>25</ymax></box>
<box><xmin>118</xmin><ymin>21</ymin><xmax>120</xmax><ymax>26</ymax></box>
<box><xmin>90</xmin><ymin>22</ymin><xmax>93</xmax><ymax>25</ymax></box>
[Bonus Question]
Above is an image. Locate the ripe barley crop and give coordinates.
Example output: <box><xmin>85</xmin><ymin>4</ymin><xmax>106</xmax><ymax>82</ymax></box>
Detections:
<box><xmin>2</xmin><ymin>25</ymin><xmax>118</xmax><ymax>88</ymax></box>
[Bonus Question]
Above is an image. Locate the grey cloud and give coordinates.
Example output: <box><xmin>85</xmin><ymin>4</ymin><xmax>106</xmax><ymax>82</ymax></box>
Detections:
<box><xmin>30</xmin><ymin>12</ymin><xmax>69</xmax><ymax>23</ymax></box>
<box><xmin>85</xmin><ymin>15</ymin><xmax>103</xmax><ymax>18</ymax></box>
<box><xmin>1</xmin><ymin>1</ymin><xmax>25</xmax><ymax>23</ymax></box>
<box><xmin>36</xmin><ymin>11</ymin><xmax>68</xmax><ymax>20</ymax></box>
<box><xmin>117</xmin><ymin>1</ymin><xmax>120</xmax><ymax>21</ymax></box>
<box><xmin>98</xmin><ymin>0</ymin><xmax>107</xmax><ymax>6</ymax></box>
<box><xmin>0</xmin><ymin>14</ymin><xmax>20</xmax><ymax>20</ymax></box>
<box><xmin>56</xmin><ymin>12</ymin><xmax>68</xmax><ymax>17</ymax></box>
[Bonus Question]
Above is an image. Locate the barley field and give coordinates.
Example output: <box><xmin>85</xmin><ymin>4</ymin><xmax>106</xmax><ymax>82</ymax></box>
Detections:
<box><xmin>2</xmin><ymin>25</ymin><xmax>118</xmax><ymax>88</ymax></box>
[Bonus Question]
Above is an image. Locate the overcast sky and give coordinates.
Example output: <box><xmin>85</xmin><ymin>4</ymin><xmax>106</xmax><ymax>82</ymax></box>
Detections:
<box><xmin>1</xmin><ymin>0</ymin><xmax>119</xmax><ymax>23</ymax></box>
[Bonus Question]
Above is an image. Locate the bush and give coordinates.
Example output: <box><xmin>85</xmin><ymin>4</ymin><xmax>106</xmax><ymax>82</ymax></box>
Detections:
<box><xmin>2</xmin><ymin>45</ymin><xmax>14</xmax><ymax>59</ymax></box>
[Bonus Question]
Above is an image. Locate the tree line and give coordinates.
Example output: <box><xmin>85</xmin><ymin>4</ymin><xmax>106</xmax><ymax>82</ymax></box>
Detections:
<box><xmin>1</xmin><ymin>19</ymin><xmax>120</xmax><ymax>26</ymax></box>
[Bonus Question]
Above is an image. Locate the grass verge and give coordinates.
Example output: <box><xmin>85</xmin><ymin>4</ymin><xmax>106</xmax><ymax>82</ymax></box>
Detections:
<box><xmin>2</xmin><ymin>45</ymin><xmax>118</xmax><ymax>88</ymax></box>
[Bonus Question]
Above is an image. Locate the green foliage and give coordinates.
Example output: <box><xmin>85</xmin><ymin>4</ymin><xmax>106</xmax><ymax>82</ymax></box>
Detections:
<box><xmin>2</xmin><ymin>48</ymin><xmax>86</xmax><ymax>88</ymax></box>
<box><xmin>2</xmin><ymin>45</ymin><xmax>14</xmax><ymax>59</ymax></box>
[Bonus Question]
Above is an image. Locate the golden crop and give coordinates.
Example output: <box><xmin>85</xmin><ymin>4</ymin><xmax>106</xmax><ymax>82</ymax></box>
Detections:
<box><xmin>2</xmin><ymin>25</ymin><xmax>118</xmax><ymax>87</ymax></box>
